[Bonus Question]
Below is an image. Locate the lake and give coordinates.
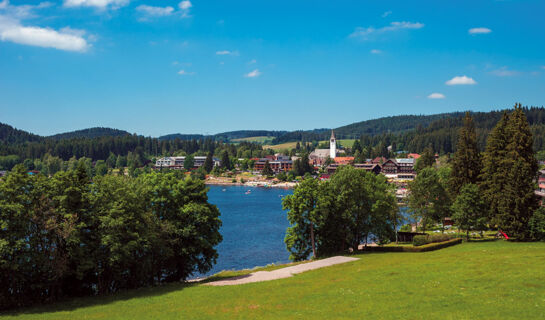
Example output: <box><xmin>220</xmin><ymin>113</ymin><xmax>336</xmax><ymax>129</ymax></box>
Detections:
<box><xmin>202</xmin><ymin>185</ymin><xmax>412</xmax><ymax>277</ymax></box>
<box><xmin>203</xmin><ymin>185</ymin><xmax>293</xmax><ymax>276</ymax></box>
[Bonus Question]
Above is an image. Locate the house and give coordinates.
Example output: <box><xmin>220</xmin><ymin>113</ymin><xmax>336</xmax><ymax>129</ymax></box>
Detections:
<box><xmin>253</xmin><ymin>154</ymin><xmax>293</xmax><ymax>173</ymax></box>
<box><xmin>353</xmin><ymin>163</ymin><xmax>382</xmax><ymax>175</ymax></box>
<box><xmin>309</xmin><ymin>149</ymin><xmax>330</xmax><ymax>166</ymax></box>
<box><xmin>0</xmin><ymin>170</ymin><xmax>6</xmax><ymax>177</ymax></box>
<box><xmin>408</xmin><ymin>153</ymin><xmax>421</xmax><ymax>159</ymax></box>
<box><xmin>372</xmin><ymin>157</ymin><xmax>387</xmax><ymax>164</ymax></box>
<box><xmin>154</xmin><ymin>156</ymin><xmax>220</xmax><ymax>169</ymax></box>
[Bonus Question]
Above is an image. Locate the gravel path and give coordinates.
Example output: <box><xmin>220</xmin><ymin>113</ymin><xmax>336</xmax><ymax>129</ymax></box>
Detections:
<box><xmin>205</xmin><ymin>256</ymin><xmax>359</xmax><ymax>286</ymax></box>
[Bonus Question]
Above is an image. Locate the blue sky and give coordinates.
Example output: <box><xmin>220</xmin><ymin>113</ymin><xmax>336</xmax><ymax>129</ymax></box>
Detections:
<box><xmin>0</xmin><ymin>0</ymin><xmax>544</xmax><ymax>137</ymax></box>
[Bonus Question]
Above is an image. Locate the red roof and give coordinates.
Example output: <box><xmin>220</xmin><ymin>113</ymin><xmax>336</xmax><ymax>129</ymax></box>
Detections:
<box><xmin>408</xmin><ymin>153</ymin><xmax>421</xmax><ymax>159</ymax></box>
<box><xmin>334</xmin><ymin>157</ymin><xmax>354</xmax><ymax>164</ymax></box>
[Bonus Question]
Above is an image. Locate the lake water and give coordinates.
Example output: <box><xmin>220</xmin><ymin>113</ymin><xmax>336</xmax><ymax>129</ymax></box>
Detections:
<box><xmin>202</xmin><ymin>185</ymin><xmax>412</xmax><ymax>277</ymax></box>
<box><xmin>203</xmin><ymin>185</ymin><xmax>293</xmax><ymax>276</ymax></box>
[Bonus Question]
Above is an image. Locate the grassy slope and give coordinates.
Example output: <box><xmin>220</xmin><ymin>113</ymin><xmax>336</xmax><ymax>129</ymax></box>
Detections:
<box><xmin>231</xmin><ymin>136</ymin><xmax>274</xmax><ymax>144</ymax></box>
<box><xmin>3</xmin><ymin>241</ymin><xmax>545</xmax><ymax>319</ymax></box>
<box><xmin>264</xmin><ymin>139</ymin><xmax>355</xmax><ymax>151</ymax></box>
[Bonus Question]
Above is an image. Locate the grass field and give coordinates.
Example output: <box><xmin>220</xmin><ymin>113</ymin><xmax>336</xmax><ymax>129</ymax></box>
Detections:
<box><xmin>231</xmin><ymin>136</ymin><xmax>274</xmax><ymax>144</ymax></box>
<box><xmin>264</xmin><ymin>139</ymin><xmax>356</xmax><ymax>152</ymax></box>
<box><xmin>263</xmin><ymin>141</ymin><xmax>298</xmax><ymax>151</ymax></box>
<box><xmin>3</xmin><ymin>241</ymin><xmax>545</xmax><ymax>319</ymax></box>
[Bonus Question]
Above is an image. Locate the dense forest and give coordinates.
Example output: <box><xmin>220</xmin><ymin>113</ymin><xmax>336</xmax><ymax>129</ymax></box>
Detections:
<box><xmin>48</xmin><ymin>127</ymin><xmax>131</xmax><ymax>140</ymax></box>
<box><xmin>2</xmin><ymin>105</ymin><xmax>545</xmax><ymax>171</ymax></box>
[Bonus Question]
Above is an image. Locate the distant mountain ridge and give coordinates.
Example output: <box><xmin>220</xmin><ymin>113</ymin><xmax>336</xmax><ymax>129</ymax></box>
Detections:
<box><xmin>49</xmin><ymin>127</ymin><xmax>132</xmax><ymax>140</ymax></box>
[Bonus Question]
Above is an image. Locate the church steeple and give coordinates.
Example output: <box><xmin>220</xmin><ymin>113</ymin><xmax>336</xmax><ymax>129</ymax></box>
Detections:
<box><xmin>330</xmin><ymin>130</ymin><xmax>336</xmax><ymax>159</ymax></box>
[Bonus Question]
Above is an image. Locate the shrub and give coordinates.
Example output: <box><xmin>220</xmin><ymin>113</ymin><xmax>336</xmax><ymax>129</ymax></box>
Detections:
<box><xmin>413</xmin><ymin>235</ymin><xmax>429</xmax><ymax>246</ymax></box>
<box><xmin>429</xmin><ymin>233</ymin><xmax>451</xmax><ymax>243</ymax></box>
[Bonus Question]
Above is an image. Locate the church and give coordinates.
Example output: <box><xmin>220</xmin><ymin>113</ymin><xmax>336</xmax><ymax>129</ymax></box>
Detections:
<box><xmin>309</xmin><ymin>130</ymin><xmax>340</xmax><ymax>166</ymax></box>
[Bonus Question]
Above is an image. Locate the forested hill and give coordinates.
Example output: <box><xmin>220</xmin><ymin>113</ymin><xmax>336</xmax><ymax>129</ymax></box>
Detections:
<box><xmin>49</xmin><ymin>127</ymin><xmax>131</xmax><ymax>140</ymax></box>
<box><xmin>158</xmin><ymin>130</ymin><xmax>288</xmax><ymax>141</ymax></box>
<box><xmin>272</xmin><ymin>113</ymin><xmax>464</xmax><ymax>143</ymax></box>
<box><xmin>0</xmin><ymin>123</ymin><xmax>43</xmax><ymax>144</ymax></box>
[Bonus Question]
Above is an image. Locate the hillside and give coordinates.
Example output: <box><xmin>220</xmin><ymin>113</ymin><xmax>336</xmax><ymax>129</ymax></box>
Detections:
<box><xmin>0</xmin><ymin>123</ymin><xmax>42</xmax><ymax>144</ymax></box>
<box><xmin>3</xmin><ymin>241</ymin><xmax>544</xmax><ymax>319</ymax></box>
<box><xmin>159</xmin><ymin>130</ymin><xmax>287</xmax><ymax>142</ymax></box>
<box><xmin>49</xmin><ymin>127</ymin><xmax>131</xmax><ymax>140</ymax></box>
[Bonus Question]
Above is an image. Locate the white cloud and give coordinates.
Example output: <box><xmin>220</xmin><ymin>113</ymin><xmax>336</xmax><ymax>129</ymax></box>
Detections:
<box><xmin>0</xmin><ymin>1</ymin><xmax>53</xmax><ymax>19</ymax></box>
<box><xmin>370</xmin><ymin>49</ymin><xmax>382</xmax><ymax>54</ymax></box>
<box><xmin>178</xmin><ymin>1</ymin><xmax>191</xmax><ymax>10</ymax></box>
<box><xmin>349</xmin><ymin>21</ymin><xmax>424</xmax><ymax>40</ymax></box>
<box><xmin>216</xmin><ymin>50</ymin><xmax>238</xmax><ymax>56</ymax></box>
<box><xmin>136</xmin><ymin>5</ymin><xmax>174</xmax><ymax>16</ymax></box>
<box><xmin>63</xmin><ymin>0</ymin><xmax>129</xmax><ymax>10</ymax></box>
<box><xmin>541</xmin><ymin>66</ymin><xmax>545</xmax><ymax>70</ymax></box>
<box><xmin>0</xmin><ymin>17</ymin><xmax>89</xmax><ymax>52</ymax></box>
<box><xmin>445</xmin><ymin>75</ymin><xmax>477</xmax><ymax>85</ymax></box>
<box><xmin>490</xmin><ymin>66</ymin><xmax>519</xmax><ymax>77</ymax></box>
<box><xmin>427</xmin><ymin>93</ymin><xmax>445</xmax><ymax>99</ymax></box>
<box><xmin>178</xmin><ymin>69</ymin><xmax>194</xmax><ymax>75</ymax></box>
<box><xmin>468</xmin><ymin>27</ymin><xmax>492</xmax><ymax>34</ymax></box>
<box><xmin>244</xmin><ymin>69</ymin><xmax>261</xmax><ymax>78</ymax></box>
<box><xmin>382</xmin><ymin>11</ymin><xmax>392</xmax><ymax>18</ymax></box>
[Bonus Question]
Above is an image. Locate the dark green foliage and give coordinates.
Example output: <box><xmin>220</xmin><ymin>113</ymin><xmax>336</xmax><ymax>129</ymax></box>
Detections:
<box><xmin>412</xmin><ymin>234</ymin><xmax>451</xmax><ymax>246</ymax></box>
<box><xmin>412</xmin><ymin>235</ymin><xmax>428</xmax><ymax>246</ymax></box>
<box><xmin>450</xmin><ymin>113</ymin><xmax>482</xmax><ymax>196</ymax></box>
<box><xmin>262</xmin><ymin>160</ymin><xmax>274</xmax><ymax>177</ymax></box>
<box><xmin>48</xmin><ymin>127</ymin><xmax>130</xmax><ymax>140</ymax></box>
<box><xmin>184</xmin><ymin>154</ymin><xmax>195</xmax><ymax>171</ymax></box>
<box><xmin>0</xmin><ymin>167</ymin><xmax>222</xmax><ymax>310</ymax></box>
<box><xmin>203</xmin><ymin>152</ymin><xmax>214</xmax><ymax>173</ymax></box>
<box><xmin>481</xmin><ymin>105</ymin><xmax>538</xmax><ymax>239</ymax></box>
<box><xmin>452</xmin><ymin>184</ymin><xmax>487</xmax><ymax>240</ymax></box>
<box><xmin>221</xmin><ymin>151</ymin><xmax>231</xmax><ymax>170</ymax></box>
<box><xmin>415</xmin><ymin>146</ymin><xmax>435</xmax><ymax>171</ymax></box>
<box><xmin>529</xmin><ymin>208</ymin><xmax>545</xmax><ymax>241</ymax></box>
<box><xmin>408</xmin><ymin>167</ymin><xmax>450</xmax><ymax>232</ymax></box>
<box><xmin>0</xmin><ymin>155</ymin><xmax>20</xmax><ymax>170</ymax></box>
<box><xmin>283</xmin><ymin>166</ymin><xmax>398</xmax><ymax>260</ymax></box>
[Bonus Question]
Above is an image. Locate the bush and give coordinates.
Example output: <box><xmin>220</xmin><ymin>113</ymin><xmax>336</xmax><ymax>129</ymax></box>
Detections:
<box><xmin>529</xmin><ymin>207</ymin><xmax>545</xmax><ymax>241</ymax></box>
<box><xmin>429</xmin><ymin>233</ymin><xmax>451</xmax><ymax>243</ymax></box>
<box><xmin>413</xmin><ymin>235</ymin><xmax>429</xmax><ymax>246</ymax></box>
<box><xmin>363</xmin><ymin>238</ymin><xmax>462</xmax><ymax>252</ymax></box>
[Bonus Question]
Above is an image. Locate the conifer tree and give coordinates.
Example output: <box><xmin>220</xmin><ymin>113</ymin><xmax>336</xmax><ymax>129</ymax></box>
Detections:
<box><xmin>203</xmin><ymin>152</ymin><xmax>214</xmax><ymax>173</ymax></box>
<box><xmin>262</xmin><ymin>160</ymin><xmax>274</xmax><ymax>177</ymax></box>
<box><xmin>500</xmin><ymin>105</ymin><xmax>538</xmax><ymax>239</ymax></box>
<box><xmin>480</xmin><ymin>111</ymin><xmax>511</xmax><ymax>223</ymax></box>
<box><xmin>450</xmin><ymin>112</ymin><xmax>482</xmax><ymax>196</ymax></box>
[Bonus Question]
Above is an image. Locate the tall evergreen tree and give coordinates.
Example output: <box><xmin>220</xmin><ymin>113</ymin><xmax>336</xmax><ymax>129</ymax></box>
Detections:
<box><xmin>220</xmin><ymin>151</ymin><xmax>231</xmax><ymax>170</ymax></box>
<box><xmin>480</xmin><ymin>111</ymin><xmax>511</xmax><ymax>224</ymax></box>
<box><xmin>450</xmin><ymin>112</ymin><xmax>482</xmax><ymax>196</ymax></box>
<box><xmin>203</xmin><ymin>152</ymin><xmax>214</xmax><ymax>173</ymax></box>
<box><xmin>262</xmin><ymin>160</ymin><xmax>274</xmax><ymax>177</ymax></box>
<box><xmin>500</xmin><ymin>105</ymin><xmax>539</xmax><ymax>239</ymax></box>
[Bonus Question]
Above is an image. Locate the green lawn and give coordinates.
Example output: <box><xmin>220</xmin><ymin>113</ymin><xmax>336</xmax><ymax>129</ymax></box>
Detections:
<box><xmin>231</xmin><ymin>136</ymin><xmax>274</xmax><ymax>144</ymax></box>
<box><xmin>3</xmin><ymin>241</ymin><xmax>545</xmax><ymax>319</ymax></box>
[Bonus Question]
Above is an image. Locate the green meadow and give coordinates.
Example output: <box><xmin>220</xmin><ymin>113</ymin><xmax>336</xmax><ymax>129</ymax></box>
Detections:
<box><xmin>3</xmin><ymin>241</ymin><xmax>544</xmax><ymax>320</ymax></box>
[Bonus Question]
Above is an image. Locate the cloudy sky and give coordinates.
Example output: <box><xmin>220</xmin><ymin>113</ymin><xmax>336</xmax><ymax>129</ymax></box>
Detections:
<box><xmin>0</xmin><ymin>0</ymin><xmax>544</xmax><ymax>136</ymax></box>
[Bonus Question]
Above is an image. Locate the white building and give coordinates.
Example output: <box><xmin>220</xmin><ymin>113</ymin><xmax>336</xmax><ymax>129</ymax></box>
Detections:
<box><xmin>330</xmin><ymin>130</ymin><xmax>336</xmax><ymax>159</ymax></box>
<box><xmin>154</xmin><ymin>156</ymin><xmax>220</xmax><ymax>169</ymax></box>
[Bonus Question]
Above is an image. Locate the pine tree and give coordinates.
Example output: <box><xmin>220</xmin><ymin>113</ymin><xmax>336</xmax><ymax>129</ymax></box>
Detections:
<box><xmin>203</xmin><ymin>152</ymin><xmax>214</xmax><ymax>173</ymax></box>
<box><xmin>220</xmin><ymin>151</ymin><xmax>231</xmax><ymax>170</ymax></box>
<box><xmin>450</xmin><ymin>112</ymin><xmax>482</xmax><ymax>196</ymax></box>
<box><xmin>480</xmin><ymin>111</ymin><xmax>511</xmax><ymax>224</ymax></box>
<box><xmin>499</xmin><ymin>105</ymin><xmax>538</xmax><ymax>239</ymax></box>
<box><xmin>262</xmin><ymin>160</ymin><xmax>274</xmax><ymax>177</ymax></box>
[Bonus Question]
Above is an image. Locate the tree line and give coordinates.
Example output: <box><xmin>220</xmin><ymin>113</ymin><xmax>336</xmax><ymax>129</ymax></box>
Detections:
<box><xmin>0</xmin><ymin>165</ymin><xmax>222</xmax><ymax>310</ymax></box>
<box><xmin>282</xmin><ymin>166</ymin><xmax>399</xmax><ymax>260</ymax></box>
<box><xmin>407</xmin><ymin>104</ymin><xmax>545</xmax><ymax>241</ymax></box>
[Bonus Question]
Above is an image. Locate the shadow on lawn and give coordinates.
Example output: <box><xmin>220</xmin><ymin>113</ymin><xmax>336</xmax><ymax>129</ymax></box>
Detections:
<box><xmin>1</xmin><ymin>281</ymin><xmax>198</xmax><ymax>317</ymax></box>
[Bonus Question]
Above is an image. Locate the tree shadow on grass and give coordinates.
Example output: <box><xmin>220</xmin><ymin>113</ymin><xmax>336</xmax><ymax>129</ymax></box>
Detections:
<box><xmin>1</xmin><ymin>281</ymin><xmax>198</xmax><ymax>317</ymax></box>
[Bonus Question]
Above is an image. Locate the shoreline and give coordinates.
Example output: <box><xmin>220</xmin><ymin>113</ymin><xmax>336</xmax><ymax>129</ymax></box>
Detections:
<box><xmin>205</xmin><ymin>179</ymin><xmax>297</xmax><ymax>189</ymax></box>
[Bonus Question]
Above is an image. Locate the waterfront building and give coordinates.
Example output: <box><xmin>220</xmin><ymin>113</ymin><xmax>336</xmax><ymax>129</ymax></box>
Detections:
<box><xmin>154</xmin><ymin>156</ymin><xmax>220</xmax><ymax>169</ymax></box>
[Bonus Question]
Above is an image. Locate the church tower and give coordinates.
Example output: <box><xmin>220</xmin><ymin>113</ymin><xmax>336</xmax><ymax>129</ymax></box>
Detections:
<box><xmin>330</xmin><ymin>130</ymin><xmax>336</xmax><ymax>159</ymax></box>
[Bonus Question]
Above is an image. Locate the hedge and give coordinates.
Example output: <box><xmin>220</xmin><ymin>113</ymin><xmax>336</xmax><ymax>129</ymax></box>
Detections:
<box><xmin>359</xmin><ymin>238</ymin><xmax>462</xmax><ymax>253</ymax></box>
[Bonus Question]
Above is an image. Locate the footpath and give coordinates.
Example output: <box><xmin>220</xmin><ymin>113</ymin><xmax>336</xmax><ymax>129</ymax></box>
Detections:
<box><xmin>205</xmin><ymin>256</ymin><xmax>359</xmax><ymax>286</ymax></box>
